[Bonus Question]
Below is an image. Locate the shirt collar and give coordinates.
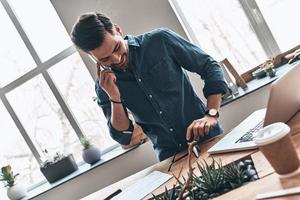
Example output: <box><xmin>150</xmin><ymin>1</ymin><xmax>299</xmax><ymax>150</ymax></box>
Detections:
<box><xmin>124</xmin><ymin>35</ymin><xmax>140</xmax><ymax>47</ymax></box>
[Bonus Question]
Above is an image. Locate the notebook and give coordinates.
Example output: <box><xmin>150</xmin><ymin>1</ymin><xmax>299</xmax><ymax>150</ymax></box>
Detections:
<box><xmin>112</xmin><ymin>171</ymin><xmax>172</xmax><ymax>200</ymax></box>
<box><xmin>208</xmin><ymin>63</ymin><xmax>300</xmax><ymax>154</ymax></box>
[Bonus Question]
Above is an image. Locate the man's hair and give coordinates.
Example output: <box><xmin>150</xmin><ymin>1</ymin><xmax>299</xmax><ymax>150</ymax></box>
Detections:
<box><xmin>71</xmin><ymin>12</ymin><xmax>114</xmax><ymax>52</ymax></box>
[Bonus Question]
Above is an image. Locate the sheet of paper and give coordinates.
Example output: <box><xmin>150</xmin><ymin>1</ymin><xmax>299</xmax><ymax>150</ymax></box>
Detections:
<box><xmin>112</xmin><ymin>170</ymin><xmax>172</xmax><ymax>200</ymax></box>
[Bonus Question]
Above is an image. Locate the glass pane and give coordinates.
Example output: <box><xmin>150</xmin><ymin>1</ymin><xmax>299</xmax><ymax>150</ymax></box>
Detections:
<box><xmin>6</xmin><ymin>75</ymin><xmax>80</xmax><ymax>162</ymax></box>
<box><xmin>176</xmin><ymin>0</ymin><xmax>267</xmax><ymax>74</ymax></box>
<box><xmin>0</xmin><ymin>3</ymin><xmax>35</xmax><ymax>87</ymax></box>
<box><xmin>0</xmin><ymin>102</ymin><xmax>44</xmax><ymax>198</ymax></box>
<box><xmin>256</xmin><ymin>0</ymin><xmax>300</xmax><ymax>52</ymax></box>
<box><xmin>8</xmin><ymin>0</ymin><xmax>72</xmax><ymax>61</ymax></box>
<box><xmin>49</xmin><ymin>53</ymin><xmax>116</xmax><ymax>154</ymax></box>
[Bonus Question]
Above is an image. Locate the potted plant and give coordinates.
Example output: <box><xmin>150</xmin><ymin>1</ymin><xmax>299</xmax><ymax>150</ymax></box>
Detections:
<box><xmin>0</xmin><ymin>165</ymin><xmax>27</xmax><ymax>200</ymax></box>
<box><xmin>262</xmin><ymin>59</ymin><xmax>276</xmax><ymax>77</ymax></box>
<box><xmin>40</xmin><ymin>151</ymin><xmax>78</xmax><ymax>183</ymax></box>
<box><xmin>80</xmin><ymin>135</ymin><xmax>101</xmax><ymax>165</ymax></box>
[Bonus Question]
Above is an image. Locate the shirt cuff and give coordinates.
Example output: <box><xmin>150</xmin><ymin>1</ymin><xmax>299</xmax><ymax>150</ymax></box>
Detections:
<box><xmin>203</xmin><ymin>80</ymin><xmax>228</xmax><ymax>98</ymax></box>
<box><xmin>108</xmin><ymin>120</ymin><xmax>134</xmax><ymax>145</ymax></box>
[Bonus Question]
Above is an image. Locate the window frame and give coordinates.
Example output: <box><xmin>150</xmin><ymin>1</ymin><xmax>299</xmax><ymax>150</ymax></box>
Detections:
<box><xmin>0</xmin><ymin>0</ymin><xmax>118</xmax><ymax>168</ymax></box>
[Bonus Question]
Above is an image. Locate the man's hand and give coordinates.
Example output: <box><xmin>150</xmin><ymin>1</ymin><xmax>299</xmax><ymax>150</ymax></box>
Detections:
<box><xmin>97</xmin><ymin>63</ymin><xmax>121</xmax><ymax>101</ymax></box>
<box><xmin>186</xmin><ymin>116</ymin><xmax>218</xmax><ymax>141</ymax></box>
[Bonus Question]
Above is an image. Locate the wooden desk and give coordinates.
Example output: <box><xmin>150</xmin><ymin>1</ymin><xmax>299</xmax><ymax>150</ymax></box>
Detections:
<box><xmin>82</xmin><ymin>112</ymin><xmax>300</xmax><ymax>200</ymax></box>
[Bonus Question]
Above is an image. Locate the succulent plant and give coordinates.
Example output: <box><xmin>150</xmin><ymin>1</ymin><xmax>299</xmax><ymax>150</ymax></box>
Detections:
<box><xmin>0</xmin><ymin>165</ymin><xmax>19</xmax><ymax>187</ymax></box>
<box><xmin>193</xmin><ymin>159</ymin><xmax>225</xmax><ymax>195</ymax></box>
<box><xmin>223</xmin><ymin>162</ymin><xmax>245</xmax><ymax>189</ymax></box>
<box><xmin>41</xmin><ymin>151</ymin><xmax>68</xmax><ymax>168</ymax></box>
<box><xmin>80</xmin><ymin>135</ymin><xmax>91</xmax><ymax>150</ymax></box>
<box><xmin>151</xmin><ymin>185</ymin><xmax>178</xmax><ymax>200</ymax></box>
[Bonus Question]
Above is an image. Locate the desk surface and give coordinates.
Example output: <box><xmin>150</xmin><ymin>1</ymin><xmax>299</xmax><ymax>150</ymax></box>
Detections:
<box><xmin>82</xmin><ymin>111</ymin><xmax>300</xmax><ymax>200</ymax></box>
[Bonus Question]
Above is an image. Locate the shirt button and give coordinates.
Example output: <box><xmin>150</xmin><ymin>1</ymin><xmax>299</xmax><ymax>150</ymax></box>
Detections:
<box><xmin>169</xmin><ymin>128</ymin><xmax>174</xmax><ymax>132</ymax></box>
<box><xmin>138</xmin><ymin>78</ymin><xmax>142</xmax><ymax>82</ymax></box>
<box><xmin>159</xmin><ymin>111</ymin><xmax>163</xmax><ymax>114</ymax></box>
<box><xmin>149</xmin><ymin>94</ymin><xmax>153</xmax><ymax>98</ymax></box>
<box><xmin>179</xmin><ymin>143</ymin><xmax>182</xmax><ymax>147</ymax></box>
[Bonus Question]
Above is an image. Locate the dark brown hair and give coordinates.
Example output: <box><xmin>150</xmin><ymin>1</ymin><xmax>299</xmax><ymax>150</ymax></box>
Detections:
<box><xmin>71</xmin><ymin>12</ymin><xmax>114</xmax><ymax>52</ymax></box>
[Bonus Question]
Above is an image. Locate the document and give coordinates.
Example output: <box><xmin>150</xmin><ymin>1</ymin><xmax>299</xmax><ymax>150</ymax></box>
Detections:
<box><xmin>112</xmin><ymin>170</ymin><xmax>172</xmax><ymax>200</ymax></box>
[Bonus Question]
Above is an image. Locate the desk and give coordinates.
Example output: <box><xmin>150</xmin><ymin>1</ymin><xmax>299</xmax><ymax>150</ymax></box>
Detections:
<box><xmin>82</xmin><ymin>111</ymin><xmax>300</xmax><ymax>200</ymax></box>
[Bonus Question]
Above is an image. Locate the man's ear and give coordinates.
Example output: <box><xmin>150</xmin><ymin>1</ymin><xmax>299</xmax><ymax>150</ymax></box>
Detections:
<box><xmin>114</xmin><ymin>24</ymin><xmax>123</xmax><ymax>36</ymax></box>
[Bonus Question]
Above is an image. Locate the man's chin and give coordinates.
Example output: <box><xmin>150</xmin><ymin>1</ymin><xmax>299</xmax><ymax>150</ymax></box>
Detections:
<box><xmin>111</xmin><ymin>63</ymin><xmax>127</xmax><ymax>70</ymax></box>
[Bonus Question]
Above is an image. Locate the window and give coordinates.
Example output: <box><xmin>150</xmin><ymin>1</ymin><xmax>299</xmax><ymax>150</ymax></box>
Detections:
<box><xmin>171</xmin><ymin>0</ymin><xmax>266</xmax><ymax>74</ymax></box>
<box><xmin>0</xmin><ymin>3</ymin><xmax>35</xmax><ymax>87</ymax></box>
<box><xmin>0</xmin><ymin>0</ymin><xmax>116</xmax><ymax>196</ymax></box>
<box><xmin>0</xmin><ymin>102</ymin><xmax>44</xmax><ymax>189</ymax></box>
<box><xmin>8</xmin><ymin>0</ymin><xmax>72</xmax><ymax>61</ymax></box>
<box><xmin>6</xmin><ymin>75</ymin><xmax>79</xmax><ymax>158</ymax></box>
<box><xmin>170</xmin><ymin>0</ymin><xmax>299</xmax><ymax>74</ymax></box>
<box><xmin>48</xmin><ymin>53</ymin><xmax>116</xmax><ymax>155</ymax></box>
<box><xmin>256</xmin><ymin>0</ymin><xmax>300</xmax><ymax>52</ymax></box>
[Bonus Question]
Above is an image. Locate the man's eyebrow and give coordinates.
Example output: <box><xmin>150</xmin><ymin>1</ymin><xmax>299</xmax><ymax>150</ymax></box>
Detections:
<box><xmin>99</xmin><ymin>42</ymin><xmax>119</xmax><ymax>62</ymax></box>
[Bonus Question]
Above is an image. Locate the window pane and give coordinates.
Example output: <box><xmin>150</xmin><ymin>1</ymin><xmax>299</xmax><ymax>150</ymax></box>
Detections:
<box><xmin>49</xmin><ymin>53</ymin><xmax>116</xmax><ymax>152</ymax></box>
<box><xmin>176</xmin><ymin>0</ymin><xmax>267</xmax><ymax>74</ymax></box>
<box><xmin>0</xmin><ymin>3</ymin><xmax>35</xmax><ymax>87</ymax></box>
<box><xmin>0</xmin><ymin>102</ymin><xmax>43</xmax><ymax>198</ymax></box>
<box><xmin>8</xmin><ymin>0</ymin><xmax>72</xmax><ymax>61</ymax></box>
<box><xmin>256</xmin><ymin>0</ymin><xmax>300</xmax><ymax>52</ymax></box>
<box><xmin>6</xmin><ymin>75</ymin><xmax>80</xmax><ymax>162</ymax></box>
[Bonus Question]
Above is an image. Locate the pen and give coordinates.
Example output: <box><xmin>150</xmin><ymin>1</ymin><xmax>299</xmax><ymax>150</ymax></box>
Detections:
<box><xmin>192</xmin><ymin>146</ymin><xmax>199</xmax><ymax>158</ymax></box>
<box><xmin>103</xmin><ymin>189</ymin><xmax>122</xmax><ymax>200</ymax></box>
<box><xmin>192</xmin><ymin>142</ymin><xmax>201</xmax><ymax>158</ymax></box>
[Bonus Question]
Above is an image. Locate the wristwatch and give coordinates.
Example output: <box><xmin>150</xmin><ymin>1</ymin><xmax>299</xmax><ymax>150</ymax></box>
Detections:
<box><xmin>205</xmin><ymin>108</ymin><xmax>219</xmax><ymax>118</ymax></box>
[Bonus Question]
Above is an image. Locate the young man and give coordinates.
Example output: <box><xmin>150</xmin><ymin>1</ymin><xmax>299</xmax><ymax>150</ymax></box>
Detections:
<box><xmin>71</xmin><ymin>12</ymin><xmax>227</xmax><ymax>161</ymax></box>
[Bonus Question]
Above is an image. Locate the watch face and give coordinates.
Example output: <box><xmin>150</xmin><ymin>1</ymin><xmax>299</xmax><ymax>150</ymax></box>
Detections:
<box><xmin>209</xmin><ymin>109</ymin><xmax>217</xmax><ymax>116</ymax></box>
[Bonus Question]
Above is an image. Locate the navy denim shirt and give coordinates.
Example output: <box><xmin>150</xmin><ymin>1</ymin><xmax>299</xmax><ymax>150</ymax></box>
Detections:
<box><xmin>95</xmin><ymin>28</ymin><xmax>227</xmax><ymax>161</ymax></box>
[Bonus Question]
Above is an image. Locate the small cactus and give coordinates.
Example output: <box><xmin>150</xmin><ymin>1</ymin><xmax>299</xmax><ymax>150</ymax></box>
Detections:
<box><xmin>80</xmin><ymin>135</ymin><xmax>91</xmax><ymax>150</ymax></box>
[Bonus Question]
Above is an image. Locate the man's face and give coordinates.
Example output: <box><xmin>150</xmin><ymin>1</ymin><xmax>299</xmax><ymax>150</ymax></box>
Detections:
<box><xmin>89</xmin><ymin>29</ymin><xmax>128</xmax><ymax>70</ymax></box>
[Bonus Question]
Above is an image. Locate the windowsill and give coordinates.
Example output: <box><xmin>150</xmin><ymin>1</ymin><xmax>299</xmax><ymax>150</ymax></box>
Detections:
<box><xmin>21</xmin><ymin>144</ymin><xmax>142</xmax><ymax>200</ymax></box>
<box><xmin>221</xmin><ymin>62</ymin><xmax>299</xmax><ymax>107</ymax></box>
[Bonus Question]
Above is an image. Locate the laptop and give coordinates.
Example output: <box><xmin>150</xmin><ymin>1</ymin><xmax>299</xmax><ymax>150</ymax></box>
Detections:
<box><xmin>208</xmin><ymin>63</ymin><xmax>300</xmax><ymax>154</ymax></box>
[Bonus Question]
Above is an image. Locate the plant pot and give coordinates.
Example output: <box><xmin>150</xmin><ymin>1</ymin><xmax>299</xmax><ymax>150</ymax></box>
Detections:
<box><xmin>82</xmin><ymin>146</ymin><xmax>101</xmax><ymax>164</ymax></box>
<box><xmin>7</xmin><ymin>183</ymin><xmax>27</xmax><ymax>200</ymax></box>
<box><xmin>40</xmin><ymin>154</ymin><xmax>78</xmax><ymax>183</ymax></box>
<box><xmin>266</xmin><ymin>68</ymin><xmax>276</xmax><ymax>77</ymax></box>
<box><xmin>252</xmin><ymin>68</ymin><xmax>267</xmax><ymax>79</ymax></box>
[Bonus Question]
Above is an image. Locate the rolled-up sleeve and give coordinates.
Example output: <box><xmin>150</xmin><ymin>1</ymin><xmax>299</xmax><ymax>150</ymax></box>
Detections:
<box><xmin>161</xmin><ymin>28</ymin><xmax>228</xmax><ymax>98</ymax></box>
<box><xmin>95</xmin><ymin>80</ymin><xmax>133</xmax><ymax>145</ymax></box>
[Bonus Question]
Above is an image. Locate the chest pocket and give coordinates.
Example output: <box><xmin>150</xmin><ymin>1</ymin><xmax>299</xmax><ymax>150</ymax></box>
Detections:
<box><xmin>144</xmin><ymin>56</ymin><xmax>182</xmax><ymax>93</ymax></box>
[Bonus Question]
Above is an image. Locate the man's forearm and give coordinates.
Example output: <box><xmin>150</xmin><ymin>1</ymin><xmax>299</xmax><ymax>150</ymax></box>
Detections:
<box><xmin>111</xmin><ymin>102</ymin><xmax>131</xmax><ymax>131</ymax></box>
<box><xmin>206</xmin><ymin>94</ymin><xmax>222</xmax><ymax>111</ymax></box>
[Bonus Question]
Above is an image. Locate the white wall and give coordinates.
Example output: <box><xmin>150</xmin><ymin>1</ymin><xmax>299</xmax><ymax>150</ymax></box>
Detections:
<box><xmin>41</xmin><ymin>0</ymin><xmax>271</xmax><ymax>199</ymax></box>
